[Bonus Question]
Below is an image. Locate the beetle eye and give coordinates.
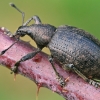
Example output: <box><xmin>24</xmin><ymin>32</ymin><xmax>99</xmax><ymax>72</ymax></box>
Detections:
<box><xmin>18</xmin><ymin>30</ymin><xmax>22</xmax><ymax>33</ymax></box>
<box><xmin>17</xmin><ymin>30</ymin><xmax>22</xmax><ymax>34</ymax></box>
<box><xmin>16</xmin><ymin>30</ymin><xmax>25</xmax><ymax>37</ymax></box>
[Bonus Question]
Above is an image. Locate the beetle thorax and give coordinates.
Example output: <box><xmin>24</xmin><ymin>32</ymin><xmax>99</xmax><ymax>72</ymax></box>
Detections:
<box><xmin>32</xmin><ymin>24</ymin><xmax>56</xmax><ymax>48</ymax></box>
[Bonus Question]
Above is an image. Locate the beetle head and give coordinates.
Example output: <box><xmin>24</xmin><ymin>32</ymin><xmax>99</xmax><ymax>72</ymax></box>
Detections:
<box><xmin>15</xmin><ymin>26</ymin><xmax>26</xmax><ymax>38</ymax></box>
<box><xmin>15</xmin><ymin>24</ymin><xmax>56</xmax><ymax>49</ymax></box>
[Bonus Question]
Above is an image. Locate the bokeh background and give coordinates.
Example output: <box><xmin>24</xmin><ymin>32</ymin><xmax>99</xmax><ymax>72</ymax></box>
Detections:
<box><xmin>0</xmin><ymin>0</ymin><xmax>100</xmax><ymax>100</ymax></box>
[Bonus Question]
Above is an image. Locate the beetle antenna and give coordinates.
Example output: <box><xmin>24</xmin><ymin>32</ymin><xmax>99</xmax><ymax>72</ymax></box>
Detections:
<box><xmin>9</xmin><ymin>3</ymin><xmax>25</xmax><ymax>25</ymax></box>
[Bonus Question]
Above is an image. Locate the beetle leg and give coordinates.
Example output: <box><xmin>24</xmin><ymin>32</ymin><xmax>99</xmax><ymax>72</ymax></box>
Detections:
<box><xmin>1</xmin><ymin>27</ymin><xmax>13</xmax><ymax>37</ymax></box>
<box><xmin>89</xmin><ymin>79</ymin><xmax>100</xmax><ymax>88</ymax></box>
<box><xmin>64</xmin><ymin>64</ymin><xmax>89</xmax><ymax>81</ymax></box>
<box><xmin>65</xmin><ymin>64</ymin><xmax>100</xmax><ymax>87</ymax></box>
<box><xmin>0</xmin><ymin>27</ymin><xmax>18</xmax><ymax>55</ymax></box>
<box><xmin>48</xmin><ymin>56</ymin><xmax>66</xmax><ymax>87</ymax></box>
<box><xmin>0</xmin><ymin>40</ymin><xmax>18</xmax><ymax>55</ymax></box>
<box><xmin>11</xmin><ymin>48</ymin><xmax>41</xmax><ymax>74</ymax></box>
<box><xmin>23</xmin><ymin>15</ymin><xmax>41</xmax><ymax>26</ymax></box>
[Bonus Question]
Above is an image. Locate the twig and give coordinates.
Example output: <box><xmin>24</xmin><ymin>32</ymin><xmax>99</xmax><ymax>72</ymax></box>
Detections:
<box><xmin>0</xmin><ymin>27</ymin><xmax>100</xmax><ymax>100</ymax></box>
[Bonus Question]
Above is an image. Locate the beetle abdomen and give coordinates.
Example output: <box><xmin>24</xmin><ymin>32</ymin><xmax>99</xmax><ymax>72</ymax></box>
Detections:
<box><xmin>48</xmin><ymin>25</ymin><xmax>100</xmax><ymax>79</ymax></box>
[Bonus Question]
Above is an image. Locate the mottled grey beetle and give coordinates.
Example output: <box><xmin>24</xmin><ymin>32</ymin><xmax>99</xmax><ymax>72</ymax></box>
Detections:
<box><xmin>1</xmin><ymin>3</ymin><xmax>100</xmax><ymax>87</ymax></box>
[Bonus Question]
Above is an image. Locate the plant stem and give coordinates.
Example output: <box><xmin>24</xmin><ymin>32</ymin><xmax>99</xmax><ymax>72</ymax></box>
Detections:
<box><xmin>0</xmin><ymin>27</ymin><xmax>100</xmax><ymax>100</ymax></box>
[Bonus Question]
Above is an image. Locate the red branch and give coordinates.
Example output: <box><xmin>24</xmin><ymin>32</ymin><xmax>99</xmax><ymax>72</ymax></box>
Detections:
<box><xmin>0</xmin><ymin>27</ymin><xmax>100</xmax><ymax>100</ymax></box>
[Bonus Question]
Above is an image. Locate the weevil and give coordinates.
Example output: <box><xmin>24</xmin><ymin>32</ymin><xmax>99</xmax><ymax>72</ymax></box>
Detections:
<box><xmin>1</xmin><ymin>3</ymin><xmax>100</xmax><ymax>87</ymax></box>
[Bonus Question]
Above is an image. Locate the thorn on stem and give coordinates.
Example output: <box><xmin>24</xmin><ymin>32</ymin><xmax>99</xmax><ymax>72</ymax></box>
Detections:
<box><xmin>36</xmin><ymin>83</ymin><xmax>43</xmax><ymax>100</ymax></box>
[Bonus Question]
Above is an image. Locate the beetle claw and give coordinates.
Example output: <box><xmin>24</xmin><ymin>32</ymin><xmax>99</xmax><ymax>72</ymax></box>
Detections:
<box><xmin>57</xmin><ymin>76</ymin><xmax>66</xmax><ymax>87</ymax></box>
<box><xmin>89</xmin><ymin>79</ymin><xmax>100</xmax><ymax>88</ymax></box>
<box><xmin>57</xmin><ymin>76</ymin><xmax>70</xmax><ymax>87</ymax></box>
<box><xmin>10</xmin><ymin>61</ymin><xmax>20</xmax><ymax>74</ymax></box>
<box><xmin>11</xmin><ymin>66</ymin><xmax>17</xmax><ymax>74</ymax></box>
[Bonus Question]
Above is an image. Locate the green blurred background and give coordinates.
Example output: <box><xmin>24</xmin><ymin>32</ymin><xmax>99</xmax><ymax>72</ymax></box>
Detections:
<box><xmin>0</xmin><ymin>0</ymin><xmax>100</xmax><ymax>100</ymax></box>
